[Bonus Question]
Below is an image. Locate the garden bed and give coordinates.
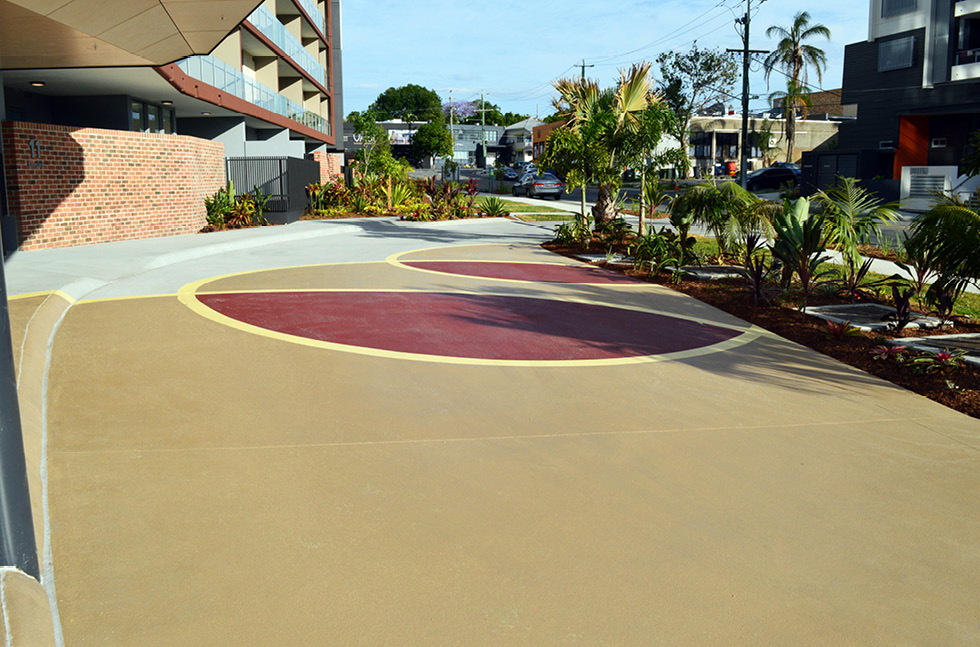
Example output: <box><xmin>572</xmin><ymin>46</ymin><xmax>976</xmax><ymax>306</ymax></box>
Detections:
<box><xmin>543</xmin><ymin>241</ymin><xmax>980</xmax><ymax>419</ymax></box>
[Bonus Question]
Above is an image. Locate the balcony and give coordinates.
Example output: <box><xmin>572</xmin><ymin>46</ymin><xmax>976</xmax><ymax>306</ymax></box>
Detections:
<box><xmin>956</xmin><ymin>0</ymin><xmax>980</xmax><ymax>18</ymax></box>
<box><xmin>247</xmin><ymin>5</ymin><xmax>327</xmax><ymax>86</ymax></box>
<box><xmin>952</xmin><ymin>48</ymin><xmax>980</xmax><ymax>80</ymax></box>
<box><xmin>295</xmin><ymin>0</ymin><xmax>327</xmax><ymax>35</ymax></box>
<box><xmin>177</xmin><ymin>55</ymin><xmax>329</xmax><ymax>135</ymax></box>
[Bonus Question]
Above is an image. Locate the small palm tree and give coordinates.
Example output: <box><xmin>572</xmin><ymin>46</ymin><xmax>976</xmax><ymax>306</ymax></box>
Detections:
<box><xmin>763</xmin><ymin>11</ymin><xmax>831</xmax><ymax>163</ymax></box>
<box><xmin>545</xmin><ymin>63</ymin><xmax>665</xmax><ymax>226</ymax></box>
<box><xmin>817</xmin><ymin>176</ymin><xmax>900</xmax><ymax>262</ymax></box>
<box><xmin>908</xmin><ymin>192</ymin><xmax>980</xmax><ymax>286</ymax></box>
<box><xmin>674</xmin><ymin>181</ymin><xmax>774</xmax><ymax>257</ymax></box>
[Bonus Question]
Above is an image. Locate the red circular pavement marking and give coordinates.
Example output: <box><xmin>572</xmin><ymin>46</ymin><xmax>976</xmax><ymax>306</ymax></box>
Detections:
<box><xmin>197</xmin><ymin>291</ymin><xmax>740</xmax><ymax>361</ymax></box>
<box><xmin>402</xmin><ymin>261</ymin><xmax>642</xmax><ymax>284</ymax></box>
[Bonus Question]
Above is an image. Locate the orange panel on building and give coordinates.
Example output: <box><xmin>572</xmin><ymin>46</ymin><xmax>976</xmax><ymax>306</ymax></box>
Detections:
<box><xmin>893</xmin><ymin>115</ymin><xmax>930</xmax><ymax>179</ymax></box>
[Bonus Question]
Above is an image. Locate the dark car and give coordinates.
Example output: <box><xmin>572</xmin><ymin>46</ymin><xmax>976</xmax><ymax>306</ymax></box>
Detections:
<box><xmin>500</xmin><ymin>168</ymin><xmax>520</xmax><ymax>181</ymax></box>
<box><xmin>746</xmin><ymin>167</ymin><xmax>799</xmax><ymax>192</ymax></box>
<box><xmin>770</xmin><ymin>162</ymin><xmax>802</xmax><ymax>180</ymax></box>
<box><xmin>512</xmin><ymin>172</ymin><xmax>564</xmax><ymax>199</ymax></box>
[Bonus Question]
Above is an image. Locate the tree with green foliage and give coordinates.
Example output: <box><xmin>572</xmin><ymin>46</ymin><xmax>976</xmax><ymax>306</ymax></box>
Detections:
<box><xmin>763</xmin><ymin>11</ymin><xmax>831</xmax><ymax>163</ymax></box>
<box><xmin>753</xmin><ymin>118</ymin><xmax>780</xmax><ymax>166</ymax></box>
<box><xmin>370</xmin><ymin>84</ymin><xmax>443</xmax><ymax>121</ymax></box>
<box><xmin>656</xmin><ymin>46</ymin><xmax>739</xmax><ymax>177</ymax></box>
<box><xmin>347</xmin><ymin>110</ymin><xmax>393</xmax><ymax>175</ymax></box>
<box><xmin>412</xmin><ymin>115</ymin><xmax>454</xmax><ymax>163</ymax></box>
<box><xmin>541</xmin><ymin>62</ymin><xmax>669</xmax><ymax>226</ymax></box>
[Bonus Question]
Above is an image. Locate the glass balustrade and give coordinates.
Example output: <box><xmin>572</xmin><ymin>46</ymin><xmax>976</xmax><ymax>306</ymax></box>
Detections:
<box><xmin>177</xmin><ymin>56</ymin><xmax>329</xmax><ymax>135</ymax></box>
<box><xmin>295</xmin><ymin>0</ymin><xmax>326</xmax><ymax>34</ymax></box>
<box><xmin>247</xmin><ymin>5</ymin><xmax>327</xmax><ymax>86</ymax></box>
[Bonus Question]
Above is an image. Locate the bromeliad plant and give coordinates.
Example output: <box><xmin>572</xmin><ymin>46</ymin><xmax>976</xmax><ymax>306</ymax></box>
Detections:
<box><xmin>769</xmin><ymin>197</ymin><xmax>832</xmax><ymax>308</ymax></box>
<box><xmin>823</xmin><ymin>320</ymin><xmax>863</xmax><ymax>340</ymax></box>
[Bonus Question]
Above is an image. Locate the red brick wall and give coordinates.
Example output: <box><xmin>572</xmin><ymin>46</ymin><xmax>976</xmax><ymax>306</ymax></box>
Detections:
<box><xmin>313</xmin><ymin>150</ymin><xmax>343</xmax><ymax>184</ymax></box>
<box><xmin>1</xmin><ymin>122</ymin><xmax>225</xmax><ymax>250</ymax></box>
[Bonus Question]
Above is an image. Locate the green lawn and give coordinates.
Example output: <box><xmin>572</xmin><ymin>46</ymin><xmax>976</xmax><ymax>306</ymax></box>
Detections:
<box><xmin>476</xmin><ymin>196</ymin><xmax>575</xmax><ymax>216</ymax></box>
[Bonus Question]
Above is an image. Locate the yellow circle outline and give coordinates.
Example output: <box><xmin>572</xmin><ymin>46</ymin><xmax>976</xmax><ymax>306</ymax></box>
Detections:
<box><xmin>386</xmin><ymin>247</ymin><xmax>641</xmax><ymax>286</ymax></box>
<box><xmin>177</xmin><ymin>271</ymin><xmax>768</xmax><ymax>367</ymax></box>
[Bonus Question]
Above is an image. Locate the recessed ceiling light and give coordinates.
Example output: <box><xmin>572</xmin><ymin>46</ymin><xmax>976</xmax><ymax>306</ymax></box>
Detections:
<box><xmin>162</xmin><ymin>100</ymin><xmax>173</xmax><ymax>106</ymax></box>
<box><xmin>30</xmin><ymin>81</ymin><xmax>45</xmax><ymax>87</ymax></box>
<box><xmin>201</xmin><ymin>111</ymin><xmax>211</xmax><ymax>115</ymax></box>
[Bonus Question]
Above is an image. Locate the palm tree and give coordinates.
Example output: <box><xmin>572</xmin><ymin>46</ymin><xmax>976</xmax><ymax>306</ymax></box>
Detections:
<box><xmin>763</xmin><ymin>11</ymin><xmax>831</xmax><ymax>163</ymax></box>
<box><xmin>908</xmin><ymin>192</ymin><xmax>980</xmax><ymax>288</ymax></box>
<box><xmin>543</xmin><ymin>63</ymin><xmax>665</xmax><ymax>226</ymax></box>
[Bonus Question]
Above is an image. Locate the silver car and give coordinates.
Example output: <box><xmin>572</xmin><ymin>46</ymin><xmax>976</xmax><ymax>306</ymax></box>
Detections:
<box><xmin>512</xmin><ymin>172</ymin><xmax>564</xmax><ymax>199</ymax></box>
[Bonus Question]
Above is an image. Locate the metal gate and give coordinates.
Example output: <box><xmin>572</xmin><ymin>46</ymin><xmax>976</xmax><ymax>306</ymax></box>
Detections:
<box><xmin>225</xmin><ymin>156</ymin><xmax>320</xmax><ymax>222</ymax></box>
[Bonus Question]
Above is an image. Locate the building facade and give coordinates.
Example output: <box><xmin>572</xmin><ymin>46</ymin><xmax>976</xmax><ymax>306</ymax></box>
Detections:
<box><xmin>837</xmin><ymin>0</ymin><xmax>980</xmax><ymax>179</ymax></box>
<box><xmin>688</xmin><ymin>115</ymin><xmax>840</xmax><ymax>175</ymax></box>
<box><xmin>2</xmin><ymin>0</ymin><xmax>344</xmax><ymax>250</ymax></box>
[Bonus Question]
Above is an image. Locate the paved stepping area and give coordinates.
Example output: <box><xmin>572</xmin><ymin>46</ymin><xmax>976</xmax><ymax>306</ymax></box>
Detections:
<box><xmin>804</xmin><ymin>303</ymin><xmax>945</xmax><ymax>331</ymax></box>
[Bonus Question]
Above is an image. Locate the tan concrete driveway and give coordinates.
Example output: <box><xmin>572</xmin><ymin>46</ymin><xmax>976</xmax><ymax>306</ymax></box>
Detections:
<box><xmin>9</xmin><ymin>233</ymin><xmax>980</xmax><ymax>646</ymax></box>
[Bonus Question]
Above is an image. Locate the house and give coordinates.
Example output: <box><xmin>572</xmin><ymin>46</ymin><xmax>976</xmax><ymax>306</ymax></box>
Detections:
<box><xmin>501</xmin><ymin>117</ymin><xmax>545</xmax><ymax>165</ymax></box>
<box><xmin>810</xmin><ymin>0</ymin><xmax>980</xmax><ymax>202</ymax></box>
<box><xmin>1</xmin><ymin>0</ymin><xmax>344</xmax><ymax>251</ymax></box>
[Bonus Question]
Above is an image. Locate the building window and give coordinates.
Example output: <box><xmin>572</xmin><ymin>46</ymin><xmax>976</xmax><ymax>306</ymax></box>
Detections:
<box><xmin>131</xmin><ymin>101</ymin><xmax>145</xmax><ymax>132</ymax></box>
<box><xmin>881</xmin><ymin>0</ymin><xmax>916</xmax><ymax>18</ymax></box>
<box><xmin>147</xmin><ymin>105</ymin><xmax>160</xmax><ymax>133</ymax></box>
<box><xmin>931</xmin><ymin>138</ymin><xmax>947</xmax><ymax>148</ymax></box>
<box><xmin>162</xmin><ymin>108</ymin><xmax>175</xmax><ymax>135</ymax></box>
<box><xmin>689</xmin><ymin>132</ymin><xmax>711</xmax><ymax>159</ymax></box>
<box><xmin>878</xmin><ymin>36</ymin><xmax>915</xmax><ymax>71</ymax></box>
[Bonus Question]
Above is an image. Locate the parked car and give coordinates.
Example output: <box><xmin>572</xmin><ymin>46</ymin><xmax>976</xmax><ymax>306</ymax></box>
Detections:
<box><xmin>770</xmin><ymin>162</ymin><xmax>802</xmax><ymax>180</ymax></box>
<box><xmin>512</xmin><ymin>172</ymin><xmax>564</xmax><ymax>199</ymax></box>
<box><xmin>500</xmin><ymin>168</ymin><xmax>520</xmax><ymax>181</ymax></box>
<box><xmin>746</xmin><ymin>167</ymin><xmax>799</xmax><ymax>192</ymax></box>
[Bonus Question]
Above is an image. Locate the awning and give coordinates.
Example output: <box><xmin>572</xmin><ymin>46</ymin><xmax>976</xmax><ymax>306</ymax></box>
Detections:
<box><xmin>0</xmin><ymin>0</ymin><xmax>262</xmax><ymax>70</ymax></box>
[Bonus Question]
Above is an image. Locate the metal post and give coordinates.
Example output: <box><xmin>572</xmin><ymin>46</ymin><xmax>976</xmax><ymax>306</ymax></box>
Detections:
<box><xmin>738</xmin><ymin>0</ymin><xmax>751</xmax><ymax>188</ymax></box>
<box><xmin>0</xmin><ymin>75</ymin><xmax>40</xmax><ymax>578</ymax></box>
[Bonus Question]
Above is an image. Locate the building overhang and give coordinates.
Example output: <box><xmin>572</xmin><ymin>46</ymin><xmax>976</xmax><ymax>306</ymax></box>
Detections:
<box><xmin>0</xmin><ymin>0</ymin><xmax>262</xmax><ymax>70</ymax></box>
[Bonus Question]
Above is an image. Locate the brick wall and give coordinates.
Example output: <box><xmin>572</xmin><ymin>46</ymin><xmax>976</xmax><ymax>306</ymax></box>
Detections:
<box><xmin>1</xmin><ymin>122</ymin><xmax>225</xmax><ymax>250</ymax></box>
<box><xmin>313</xmin><ymin>150</ymin><xmax>343</xmax><ymax>184</ymax></box>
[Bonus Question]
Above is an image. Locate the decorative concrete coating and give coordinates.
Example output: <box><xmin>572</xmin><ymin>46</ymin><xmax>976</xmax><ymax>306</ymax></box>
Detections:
<box><xmin>195</xmin><ymin>289</ymin><xmax>743</xmax><ymax>361</ymax></box>
<box><xmin>399</xmin><ymin>260</ymin><xmax>643</xmax><ymax>284</ymax></box>
<box><xmin>5</xmin><ymin>224</ymin><xmax>980</xmax><ymax>646</ymax></box>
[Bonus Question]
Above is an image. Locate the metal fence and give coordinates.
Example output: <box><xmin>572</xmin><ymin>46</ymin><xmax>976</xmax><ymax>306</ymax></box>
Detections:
<box><xmin>226</xmin><ymin>157</ymin><xmax>320</xmax><ymax>223</ymax></box>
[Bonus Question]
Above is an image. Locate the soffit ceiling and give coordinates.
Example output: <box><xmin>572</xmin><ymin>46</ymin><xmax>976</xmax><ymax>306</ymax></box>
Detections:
<box><xmin>0</xmin><ymin>0</ymin><xmax>262</xmax><ymax>70</ymax></box>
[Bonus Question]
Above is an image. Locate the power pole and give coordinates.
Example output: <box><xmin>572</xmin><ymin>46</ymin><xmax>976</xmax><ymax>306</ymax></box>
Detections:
<box><xmin>731</xmin><ymin>1</ymin><xmax>768</xmax><ymax>188</ymax></box>
<box><xmin>448</xmin><ymin>90</ymin><xmax>455</xmax><ymax>179</ymax></box>
<box><xmin>577</xmin><ymin>58</ymin><xmax>594</xmax><ymax>80</ymax></box>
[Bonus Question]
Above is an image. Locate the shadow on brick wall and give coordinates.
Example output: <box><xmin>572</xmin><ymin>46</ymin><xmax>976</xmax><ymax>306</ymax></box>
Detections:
<box><xmin>1</xmin><ymin>123</ymin><xmax>84</xmax><ymax>250</ymax></box>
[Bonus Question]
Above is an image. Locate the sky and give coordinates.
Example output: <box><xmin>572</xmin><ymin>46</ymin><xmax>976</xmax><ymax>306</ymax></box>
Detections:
<box><xmin>340</xmin><ymin>0</ymin><xmax>870</xmax><ymax>120</ymax></box>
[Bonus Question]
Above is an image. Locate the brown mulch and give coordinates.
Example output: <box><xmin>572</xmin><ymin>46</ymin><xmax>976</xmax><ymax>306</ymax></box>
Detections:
<box><xmin>543</xmin><ymin>242</ymin><xmax>980</xmax><ymax>419</ymax></box>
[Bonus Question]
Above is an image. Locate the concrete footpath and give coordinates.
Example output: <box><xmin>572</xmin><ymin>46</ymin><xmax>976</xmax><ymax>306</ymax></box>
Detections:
<box><xmin>5</xmin><ymin>217</ymin><xmax>980</xmax><ymax>646</ymax></box>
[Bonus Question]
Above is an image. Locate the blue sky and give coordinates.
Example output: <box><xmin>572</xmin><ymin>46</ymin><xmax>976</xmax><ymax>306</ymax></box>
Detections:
<box><xmin>341</xmin><ymin>0</ymin><xmax>869</xmax><ymax>119</ymax></box>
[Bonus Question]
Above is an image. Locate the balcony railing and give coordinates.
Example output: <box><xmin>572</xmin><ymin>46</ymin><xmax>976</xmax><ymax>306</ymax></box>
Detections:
<box><xmin>177</xmin><ymin>56</ymin><xmax>329</xmax><ymax>135</ymax></box>
<box><xmin>247</xmin><ymin>5</ymin><xmax>327</xmax><ymax>86</ymax></box>
<box><xmin>955</xmin><ymin>47</ymin><xmax>980</xmax><ymax>65</ymax></box>
<box><xmin>295</xmin><ymin>0</ymin><xmax>327</xmax><ymax>35</ymax></box>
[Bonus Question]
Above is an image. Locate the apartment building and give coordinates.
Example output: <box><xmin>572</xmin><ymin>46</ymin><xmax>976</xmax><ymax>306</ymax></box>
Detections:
<box><xmin>837</xmin><ymin>0</ymin><xmax>980</xmax><ymax>178</ymax></box>
<box><xmin>1</xmin><ymin>0</ymin><xmax>344</xmax><ymax>251</ymax></box>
